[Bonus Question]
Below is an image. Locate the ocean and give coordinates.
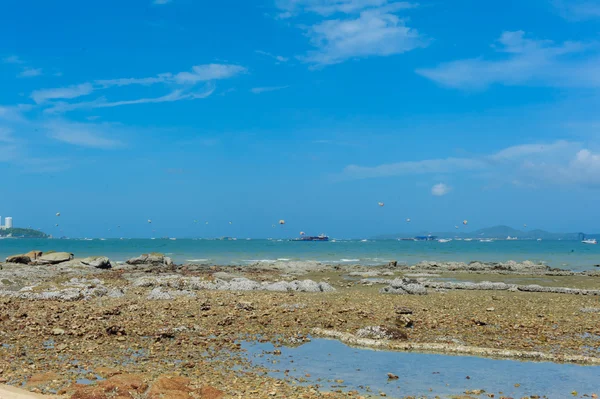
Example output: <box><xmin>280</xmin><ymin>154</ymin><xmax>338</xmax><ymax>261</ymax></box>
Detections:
<box><xmin>1</xmin><ymin>238</ymin><xmax>599</xmax><ymax>271</ymax></box>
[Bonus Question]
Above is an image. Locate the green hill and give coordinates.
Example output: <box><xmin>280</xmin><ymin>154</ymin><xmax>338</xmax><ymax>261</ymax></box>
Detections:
<box><xmin>375</xmin><ymin>225</ymin><xmax>587</xmax><ymax>240</ymax></box>
<box><xmin>0</xmin><ymin>228</ymin><xmax>49</xmax><ymax>238</ymax></box>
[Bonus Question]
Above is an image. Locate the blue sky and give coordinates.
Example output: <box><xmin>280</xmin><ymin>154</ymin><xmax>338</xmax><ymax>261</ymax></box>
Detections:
<box><xmin>1</xmin><ymin>0</ymin><xmax>600</xmax><ymax>238</ymax></box>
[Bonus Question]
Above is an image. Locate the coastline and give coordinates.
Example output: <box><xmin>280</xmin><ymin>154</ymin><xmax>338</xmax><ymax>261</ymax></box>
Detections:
<box><xmin>1</xmin><ymin>254</ymin><xmax>599</xmax><ymax>398</ymax></box>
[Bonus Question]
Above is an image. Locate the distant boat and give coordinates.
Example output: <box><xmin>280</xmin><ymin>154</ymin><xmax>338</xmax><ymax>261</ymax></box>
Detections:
<box><xmin>464</xmin><ymin>238</ymin><xmax>473</xmax><ymax>242</ymax></box>
<box><xmin>360</xmin><ymin>239</ymin><xmax>368</xmax><ymax>242</ymax></box>
<box><xmin>506</xmin><ymin>236</ymin><xmax>518</xmax><ymax>241</ymax></box>
<box><xmin>169</xmin><ymin>238</ymin><xmax>177</xmax><ymax>241</ymax></box>
<box><xmin>537</xmin><ymin>238</ymin><xmax>542</xmax><ymax>241</ymax></box>
<box><xmin>480</xmin><ymin>239</ymin><xmax>494</xmax><ymax>243</ymax></box>
<box><xmin>292</xmin><ymin>234</ymin><xmax>329</xmax><ymax>242</ymax></box>
<box><xmin>438</xmin><ymin>239</ymin><xmax>452</xmax><ymax>243</ymax></box>
<box><xmin>582</xmin><ymin>239</ymin><xmax>597</xmax><ymax>245</ymax></box>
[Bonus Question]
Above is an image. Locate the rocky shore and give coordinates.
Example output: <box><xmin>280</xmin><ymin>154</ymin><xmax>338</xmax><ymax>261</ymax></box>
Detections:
<box><xmin>1</xmin><ymin>251</ymin><xmax>599</xmax><ymax>398</ymax></box>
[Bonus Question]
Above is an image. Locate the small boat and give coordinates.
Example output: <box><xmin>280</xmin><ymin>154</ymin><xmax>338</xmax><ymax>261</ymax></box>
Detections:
<box><xmin>582</xmin><ymin>239</ymin><xmax>597</xmax><ymax>245</ymax></box>
<box><xmin>360</xmin><ymin>239</ymin><xmax>368</xmax><ymax>242</ymax></box>
<box><xmin>464</xmin><ymin>238</ymin><xmax>473</xmax><ymax>242</ymax></box>
<box><xmin>506</xmin><ymin>236</ymin><xmax>518</xmax><ymax>241</ymax></box>
<box><xmin>537</xmin><ymin>238</ymin><xmax>542</xmax><ymax>241</ymax></box>
<box><xmin>480</xmin><ymin>239</ymin><xmax>493</xmax><ymax>243</ymax></box>
<box><xmin>169</xmin><ymin>238</ymin><xmax>177</xmax><ymax>241</ymax></box>
<box><xmin>438</xmin><ymin>239</ymin><xmax>452</xmax><ymax>243</ymax></box>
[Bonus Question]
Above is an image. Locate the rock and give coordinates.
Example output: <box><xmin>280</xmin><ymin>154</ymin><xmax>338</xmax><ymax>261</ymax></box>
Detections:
<box><xmin>388</xmin><ymin>260</ymin><xmax>398</xmax><ymax>267</ymax></box>
<box><xmin>126</xmin><ymin>253</ymin><xmax>174</xmax><ymax>266</ymax></box>
<box><xmin>25</xmin><ymin>250</ymin><xmax>43</xmax><ymax>260</ymax></box>
<box><xmin>81</xmin><ymin>256</ymin><xmax>112</xmax><ymax>269</ymax></box>
<box><xmin>5</xmin><ymin>254</ymin><xmax>32</xmax><ymax>264</ymax></box>
<box><xmin>52</xmin><ymin>328</ymin><xmax>65</xmax><ymax>335</ymax></box>
<box><xmin>380</xmin><ymin>278</ymin><xmax>428</xmax><ymax>295</ymax></box>
<box><xmin>33</xmin><ymin>252</ymin><xmax>73</xmax><ymax>265</ymax></box>
<box><xmin>236</xmin><ymin>301</ymin><xmax>255</xmax><ymax>311</ymax></box>
<box><xmin>387</xmin><ymin>373</ymin><xmax>399</xmax><ymax>380</ymax></box>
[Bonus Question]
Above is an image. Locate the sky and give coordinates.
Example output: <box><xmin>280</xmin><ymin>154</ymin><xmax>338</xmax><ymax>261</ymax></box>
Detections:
<box><xmin>1</xmin><ymin>0</ymin><xmax>600</xmax><ymax>238</ymax></box>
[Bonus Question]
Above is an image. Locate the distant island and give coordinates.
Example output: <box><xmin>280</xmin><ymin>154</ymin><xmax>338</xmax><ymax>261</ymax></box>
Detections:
<box><xmin>0</xmin><ymin>228</ymin><xmax>49</xmax><ymax>238</ymax></box>
<box><xmin>375</xmin><ymin>225</ymin><xmax>596</xmax><ymax>241</ymax></box>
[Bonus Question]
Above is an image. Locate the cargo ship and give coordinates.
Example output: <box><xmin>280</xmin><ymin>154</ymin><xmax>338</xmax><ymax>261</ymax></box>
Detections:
<box><xmin>291</xmin><ymin>234</ymin><xmax>329</xmax><ymax>242</ymax></box>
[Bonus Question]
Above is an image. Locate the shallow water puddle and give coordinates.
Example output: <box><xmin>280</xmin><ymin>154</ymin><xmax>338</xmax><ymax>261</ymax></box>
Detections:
<box><xmin>242</xmin><ymin>338</ymin><xmax>599</xmax><ymax>398</ymax></box>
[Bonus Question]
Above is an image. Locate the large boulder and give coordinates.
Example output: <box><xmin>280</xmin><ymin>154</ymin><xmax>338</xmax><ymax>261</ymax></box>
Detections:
<box><xmin>33</xmin><ymin>252</ymin><xmax>74</xmax><ymax>265</ymax></box>
<box><xmin>81</xmin><ymin>256</ymin><xmax>112</xmax><ymax>269</ymax></box>
<box><xmin>5</xmin><ymin>254</ymin><xmax>32</xmax><ymax>264</ymax></box>
<box><xmin>126</xmin><ymin>253</ymin><xmax>174</xmax><ymax>267</ymax></box>
<box><xmin>25</xmin><ymin>250</ymin><xmax>43</xmax><ymax>260</ymax></box>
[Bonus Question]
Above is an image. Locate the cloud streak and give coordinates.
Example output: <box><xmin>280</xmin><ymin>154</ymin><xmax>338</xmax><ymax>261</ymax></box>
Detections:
<box><xmin>30</xmin><ymin>63</ymin><xmax>244</xmax><ymax>113</ymax></box>
<box><xmin>431</xmin><ymin>183</ymin><xmax>450</xmax><ymax>196</ymax></box>
<box><xmin>45</xmin><ymin>120</ymin><xmax>124</xmax><ymax>149</ymax></box>
<box><xmin>250</xmin><ymin>85</ymin><xmax>289</xmax><ymax>94</ymax></box>
<box><xmin>417</xmin><ymin>31</ymin><xmax>600</xmax><ymax>90</ymax></box>
<box><xmin>342</xmin><ymin>140</ymin><xmax>600</xmax><ymax>189</ymax></box>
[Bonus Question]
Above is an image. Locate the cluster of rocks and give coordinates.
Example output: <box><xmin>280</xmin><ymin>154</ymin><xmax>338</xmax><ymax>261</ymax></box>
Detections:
<box><xmin>5</xmin><ymin>251</ymin><xmax>74</xmax><ymax>266</ymax></box>
<box><xmin>0</xmin><ymin>278</ymin><xmax>124</xmax><ymax>301</ymax></box>
<box><xmin>126</xmin><ymin>253</ymin><xmax>174</xmax><ymax>267</ymax></box>
<box><xmin>424</xmin><ymin>281</ymin><xmax>600</xmax><ymax>296</ymax></box>
<box><xmin>356</xmin><ymin>325</ymin><xmax>407</xmax><ymax>340</ymax></box>
<box><xmin>133</xmin><ymin>275</ymin><xmax>335</xmax><ymax>299</ymax></box>
<box><xmin>379</xmin><ymin>278</ymin><xmax>428</xmax><ymax>295</ymax></box>
<box><xmin>4</xmin><ymin>250</ymin><xmax>113</xmax><ymax>269</ymax></box>
<box><xmin>407</xmin><ymin>260</ymin><xmax>576</xmax><ymax>275</ymax></box>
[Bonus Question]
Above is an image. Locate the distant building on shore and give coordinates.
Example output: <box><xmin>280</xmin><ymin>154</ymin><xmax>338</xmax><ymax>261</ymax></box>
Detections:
<box><xmin>0</xmin><ymin>216</ymin><xmax>13</xmax><ymax>230</ymax></box>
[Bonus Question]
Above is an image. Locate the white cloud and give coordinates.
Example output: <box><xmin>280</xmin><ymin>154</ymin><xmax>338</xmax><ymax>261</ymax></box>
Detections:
<box><xmin>553</xmin><ymin>0</ymin><xmax>600</xmax><ymax>20</ymax></box>
<box><xmin>250</xmin><ymin>85</ymin><xmax>289</xmax><ymax>94</ymax></box>
<box><xmin>94</xmin><ymin>74</ymin><xmax>172</xmax><ymax>87</ymax></box>
<box><xmin>255</xmin><ymin>50</ymin><xmax>289</xmax><ymax>63</ymax></box>
<box><xmin>18</xmin><ymin>67</ymin><xmax>42</xmax><ymax>78</ymax></box>
<box><xmin>31</xmin><ymin>83</ymin><xmax>95</xmax><ymax>104</ymax></box>
<box><xmin>31</xmin><ymin>63</ymin><xmax>243</xmax><ymax>113</ymax></box>
<box><xmin>44</xmin><ymin>86</ymin><xmax>215</xmax><ymax>114</ymax></box>
<box><xmin>0</xmin><ymin>127</ymin><xmax>15</xmax><ymax>143</ymax></box>
<box><xmin>173</xmin><ymin>64</ymin><xmax>247</xmax><ymax>84</ymax></box>
<box><xmin>345</xmin><ymin>157</ymin><xmax>485</xmax><ymax>179</ymax></box>
<box><xmin>3</xmin><ymin>55</ymin><xmax>23</xmax><ymax>64</ymax></box>
<box><xmin>416</xmin><ymin>31</ymin><xmax>600</xmax><ymax>90</ymax></box>
<box><xmin>45</xmin><ymin>120</ymin><xmax>124</xmax><ymax>149</ymax></box>
<box><xmin>431</xmin><ymin>183</ymin><xmax>450</xmax><ymax>196</ymax></box>
<box><xmin>341</xmin><ymin>140</ymin><xmax>600</xmax><ymax>189</ymax></box>
<box><xmin>276</xmin><ymin>0</ymin><xmax>404</xmax><ymax>16</ymax></box>
<box><xmin>153</xmin><ymin>0</ymin><xmax>172</xmax><ymax>4</ymax></box>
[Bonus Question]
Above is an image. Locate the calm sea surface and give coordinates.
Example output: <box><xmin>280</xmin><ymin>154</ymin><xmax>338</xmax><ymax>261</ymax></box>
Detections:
<box><xmin>1</xmin><ymin>238</ymin><xmax>599</xmax><ymax>271</ymax></box>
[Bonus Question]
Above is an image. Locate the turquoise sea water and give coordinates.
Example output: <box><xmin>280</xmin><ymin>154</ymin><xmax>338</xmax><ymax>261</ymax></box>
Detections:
<box><xmin>1</xmin><ymin>238</ymin><xmax>599</xmax><ymax>271</ymax></box>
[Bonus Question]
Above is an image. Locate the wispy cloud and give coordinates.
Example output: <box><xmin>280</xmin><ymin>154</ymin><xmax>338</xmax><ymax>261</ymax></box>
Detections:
<box><xmin>44</xmin><ymin>86</ymin><xmax>215</xmax><ymax>114</ymax></box>
<box><xmin>342</xmin><ymin>140</ymin><xmax>600</xmax><ymax>189</ymax></box>
<box><xmin>153</xmin><ymin>0</ymin><xmax>172</xmax><ymax>4</ymax></box>
<box><xmin>552</xmin><ymin>0</ymin><xmax>600</xmax><ymax>20</ymax></box>
<box><xmin>255</xmin><ymin>50</ymin><xmax>289</xmax><ymax>63</ymax></box>
<box><xmin>30</xmin><ymin>63</ymin><xmax>244</xmax><ymax>113</ymax></box>
<box><xmin>2</xmin><ymin>55</ymin><xmax>23</xmax><ymax>64</ymax></box>
<box><xmin>431</xmin><ymin>183</ymin><xmax>450</xmax><ymax>196</ymax></box>
<box><xmin>173</xmin><ymin>64</ymin><xmax>247</xmax><ymax>84</ymax></box>
<box><xmin>250</xmin><ymin>85</ymin><xmax>289</xmax><ymax>94</ymax></box>
<box><xmin>45</xmin><ymin>120</ymin><xmax>124</xmax><ymax>149</ymax></box>
<box><xmin>276</xmin><ymin>0</ymin><xmax>395</xmax><ymax>17</ymax></box>
<box><xmin>417</xmin><ymin>31</ymin><xmax>600</xmax><ymax>90</ymax></box>
<box><xmin>32</xmin><ymin>83</ymin><xmax>95</xmax><ymax>104</ymax></box>
<box><xmin>18</xmin><ymin>67</ymin><xmax>42</xmax><ymax>78</ymax></box>
<box><xmin>275</xmin><ymin>1</ymin><xmax>424</xmax><ymax>66</ymax></box>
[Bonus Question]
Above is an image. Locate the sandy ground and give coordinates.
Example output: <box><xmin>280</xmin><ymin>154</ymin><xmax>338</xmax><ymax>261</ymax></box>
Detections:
<box><xmin>0</xmin><ymin>385</ymin><xmax>63</xmax><ymax>399</ymax></box>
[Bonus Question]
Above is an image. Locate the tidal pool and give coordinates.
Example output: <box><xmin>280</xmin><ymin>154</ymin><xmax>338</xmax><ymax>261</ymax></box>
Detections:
<box><xmin>242</xmin><ymin>338</ymin><xmax>599</xmax><ymax>398</ymax></box>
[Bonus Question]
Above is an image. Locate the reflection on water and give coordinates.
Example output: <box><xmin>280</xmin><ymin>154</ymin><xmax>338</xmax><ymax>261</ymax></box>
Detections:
<box><xmin>242</xmin><ymin>338</ymin><xmax>599</xmax><ymax>398</ymax></box>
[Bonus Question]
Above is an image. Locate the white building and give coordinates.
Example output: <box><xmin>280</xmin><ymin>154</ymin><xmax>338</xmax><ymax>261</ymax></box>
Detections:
<box><xmin>5</xmin><ymin>217</ymin><xmax>13</xmax><ymax>229</ymax></box>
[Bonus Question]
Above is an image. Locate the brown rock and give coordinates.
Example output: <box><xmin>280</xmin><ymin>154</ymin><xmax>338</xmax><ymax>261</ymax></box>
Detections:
<box><xmin>25</xmin><ymin>250</ymin><xmax>43</xmax><ymax>260</ymax></box>
<box><xmin>71</xmin><ymin>374</ymin><xmax>147</xmax><ymax>399</ymax></box>
<box><xmin>200</xmin><ymin>386</ymin><xmax>224</xmax><ymax>399</ymax></box>
<box><xmin>147</xmin><ymin>376</ymin><xmax>192</xmax><ymax>399</ymax></box>
<box><xmin>5</xmin><ymin>254</ymin><xmax>31</xmax><ymax>264</ymax></box>
<box><xmin>26</xmin><ymin>372</ymin><xmax>60</xmax><ymax>387</ymax></box>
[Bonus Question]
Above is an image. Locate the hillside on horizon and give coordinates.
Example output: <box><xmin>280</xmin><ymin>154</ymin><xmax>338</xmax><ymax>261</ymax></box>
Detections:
<box><xmin>374</xmin><ymin>225</ymin><xmax>594</xmax><ymax>240</ymax></box>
